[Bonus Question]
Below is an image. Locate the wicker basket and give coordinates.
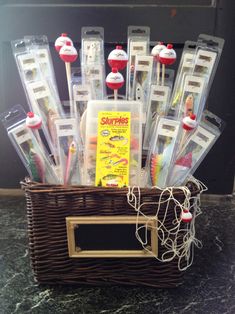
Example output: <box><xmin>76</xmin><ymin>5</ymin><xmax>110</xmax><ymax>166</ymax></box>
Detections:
<box><xmin>21</xmin><ymin>180</ymin><xmax>200</xmax><ymax>288</ymax></box>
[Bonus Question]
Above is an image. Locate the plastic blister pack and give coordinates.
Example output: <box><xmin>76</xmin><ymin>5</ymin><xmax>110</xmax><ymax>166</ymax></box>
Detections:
<box><xmin>170</xmin><ymin>35</ymin><xmax>224</xmax><ymax>119</ymax></box>
<box><xmin>1</xmin><ymin>105</ymin><xmax>59</xmax><ymax>184</ymax></box>
<box><xmin>169</xmin><ymin>110</ymin><xmax>225</xmax><ymax>186</ymax></box>
<box><xmin>54</xmin><ymin>117</ymin><xmax>83</xmax><ymax>185</ymax></box>
<box><xmin>83</xmin><ymin>100</ymin><xmax>143</xmax><ymax>187</ymax></box>
<box><xmin>70</xmin><ymin>67</ymin><xmax>92</xmax><ymax>118</ymax></box>
<box><xmin>132</xmin><ymin>55</ymin><xmax>153</xmax><ymax>114</ymax></box>
<box><xmin>168</xmin><ymin>41</ymin><xmax>198</xmax><ymax>116</ymax></box>
<box><xmin>26</xmin><ymin>79</ymin><xmax>61</xmax><ymax>155</ymax></box>
<box><xmin>126</xmin><ymin>26</ymin><xmax>150</xmax><ymax>100</ymax></box>
<box><xmin>81</xmin><ymin>27</ymin><xmax>106</xmax><ymax>99</ymax></box>
<box><xmin>12</xmin><ymin>39</ymin><xmax>63</xmax><ymax>157</ymax></box>
<box><xmin>24</xmin><ymin>35</ymin><xmax>58</xmax><ymax>85</ymax></box>
<box><xmin>143</xmin><ymin>69</ymin><xmax>174</xmax><ymax>150</ymax></box>
<box><xmin>177</xmin><ymin>74</ymin><xmax>206</xmax><ymax>118</ymax></box>
<box><xmin>145</xmin><ymin>117</ymin><xmax>182</xmax><ymax>188</ymax></box>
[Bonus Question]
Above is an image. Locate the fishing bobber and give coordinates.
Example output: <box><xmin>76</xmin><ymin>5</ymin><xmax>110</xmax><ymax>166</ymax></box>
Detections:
<box><xmin>159</xmin><ymin>44</ymin><xmax>177</xmax><ymax>65</ymax></box>
<box><xmin>181</xmin><ymin>209</ymin><xmax>193</xmax><ymax>223</ymax></box>
<box><xmin>179</xmin><ymin>114</ymin><xmax>197</xmax><ymax>151</ymax></box>
<box><xmin>26</xmin><ymin>112</ymin><xmax>44</xmax><ymax>152</ymax></box>
<box><xmin>151</xmin><ymin>42</ymin><xmax>166</xmax><ymax>85</ymax></box>
<box><xmin>26</xmin><ymin>112</ymin><xmax>42</xmax><ymax>129</ymax></box>
<box><xmin>54</xmin><ymin>33</ymin><xmax>73</xmax><ymax>52</ymax></box>
<box><xmin>182</xmin><ymin>114</ymin><xmax>197</xmax><ymax>131</ymax></box>
<box><xmin>108</xmin><ymin>45</ymin><xmax>128</xmax><ymax>70</ymax></box>
<box><xmin>151</xmin><ymin>42</ymin><xmax>166</xmax><ymax>61</ymax></box>
<box><xmin>59</xmin><ymin>41</ymin><xmax>78</xmax><ymax>108</ymax></box>
<box><xmin>59</xmin><ymin>41</ymin><xmax>78</xmax><ymax>63</ymax></box>
<box><xmin>106</xmin><ymin>67</ymin><xmax>124</xmax><ymax>100</ymax></box>
<box><xmin>159</xmin><ymin>44</ymin><xmax>177</xmax><ymax>85</ymax></box>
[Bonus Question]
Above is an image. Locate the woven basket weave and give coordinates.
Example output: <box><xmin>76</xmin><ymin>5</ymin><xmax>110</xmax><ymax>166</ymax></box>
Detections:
<box><xmin>21</xmin><ymin>181</ymin><xmax>200</xmax><ymax>287</ymax></box>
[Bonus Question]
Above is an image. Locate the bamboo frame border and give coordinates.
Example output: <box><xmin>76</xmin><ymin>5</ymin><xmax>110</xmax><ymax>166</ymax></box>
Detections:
<box><xmin>66</xmin><ymin>216</ymin><xmax>158</xmax><ymax>258</ymax></box>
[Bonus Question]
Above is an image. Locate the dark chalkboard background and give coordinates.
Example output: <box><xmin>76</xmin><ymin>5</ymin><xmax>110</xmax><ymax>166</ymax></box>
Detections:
<box><xmin>0</xmin><ymin>0</ymin><xmax>234</xmax><ymax>193</ymax></box>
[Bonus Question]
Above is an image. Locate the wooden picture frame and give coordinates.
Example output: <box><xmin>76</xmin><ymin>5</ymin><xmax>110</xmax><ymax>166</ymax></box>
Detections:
<box><xmin>66</xmin><ymin>216</ymin><xmax>158</xmax><ymax>258</ymax></box>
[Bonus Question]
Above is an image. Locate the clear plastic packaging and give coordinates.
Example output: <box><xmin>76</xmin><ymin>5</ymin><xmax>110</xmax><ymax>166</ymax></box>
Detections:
<box><xmin>170</xmin><ymin>35</ymin><xmax>224</xmax><ymax>119</ymax></box>
<box><xmin>70</xmin><ymin>67</ymin><xmax>92</xmax><ymax>118</ymax></box>
<box><xmin>83</xmin><ymin>100</ymin><xmax>143</xmax><ymax>187</ymax></box>
<box><xmin>24</xmin><ymin>35</ymin><xmax>58</xmax><ymax>86</ymax></box>
<box><xmin>145</xmin><ymin>117</ymin><xmax>182</xmax><ymax>188</ymax></box>
<box><xmin>126</xmin><ymin>26</ymin><xmax>150</xmax><ymax>100</ymax></box>
<box><xmin>82</xmin><ymin>64</ymin><xmax>105</xmax><ymax>100</ymax></box>
<box><xmin>1</xmin><ymin>105</ymin><xmax>59</xmax><ymax>184</ymax></box>
<box><xmin>73</xmin><ymin>83</ymin><xmax>92</xmax><ymax>119</ymax></box>
<box><xmin>177</xmin><ymin>74</ymin><xmax>206</xmax><ymax>118</ymax></box>
<box><xmin>26</xmin><ymin>79</ymin><xmax>62</xmax><ymax>155</ymax></box>
<box><xmin>132</xmin><ymin>55</ymin><xmax>153</xmax><ymax>114</ymax></box>
<box><xmin>11</xmin><ymin>39</ymin><xmax>63</xmax><ymax>157</ymax></box>
<box><xmin>169</xmin><ymin>110</ymin><xmax>224</xmax><ymax>186</ymax></box>
<box><xmin>81</xmin><ymin>27</ymin><xmax>106</xmax><ymax>99</ymax></box>
<box><xmin>81</xmin><ymin>27</ymin><xmax>104</xmax><ymax>65</ymax></box>
<box><xmin>143</xmin><ymin>70</ymin><xmax>174</xmax><ymax>150</ymax></box>
<box><xmin>190</xmin><ymin>34</ymin><xmax>225</xmax><ymax>119</ymax></box>
<box><xmin>194</xmin><ymin>34</ymin><xmax>224</xmax><ymax>92</ymax></box>
<box><xmin>54</xmin><ymin>117</ymin><xmax>83</xmax><ymax>185</ymax></box>
<box><xmin>168</xmin><ymin>41</ymin><xmax>198</xmax><ymax>116</ymax></box>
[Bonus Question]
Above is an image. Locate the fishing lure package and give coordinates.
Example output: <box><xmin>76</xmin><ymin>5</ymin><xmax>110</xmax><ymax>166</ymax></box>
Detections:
<box><xmin>12</xmin><ymin>39</ymin><xmax>63</xmax><ymax>157</ymax></box>
<box><xmin>81</xmin><ymin>27</ymin><xmax>106</xmax><ymax>100</ymax></box>
<box><xmin>1</xmin><ymin>105</ymin><xmax>58</xmax><ymax>184</ymax></box>
<box><xmin>132</xmin><ymin>55</ymin><xmax>153</xmax><ymax>114</ymax></box>
<box><xmin>168</xmin><ymin>41</ymin><xmax>198</xmax><ymax>116</ymax></box>
<box><xmin>177</xmin><ymin>74</ymin><xmax>206</xmax><ymax>119</ymax></box>
<box><xmin>83</xmin><ymin>100</ymin><xmax>143</xmax><ymax>187</ymax></box>
<box><xmin>143</xmin><ymin>69</ymin><xmax>174</xmax><ymax>150</ymax></box>
<box><xmin>126</xmin><ymin>26</ymin><xmax>150</xmax><ymax>100</ymax></box>
<box><xmin>190</xmin><ymin>34</ymin><xmax>224</xmax><ymax>118</ymax></box>
<box><xmin>145</xmin><ymin>117</ymin><xmax>182</xmax><ymax>188</ymax></box>
<box><xmin>24</xmin><ymin>35</ymin><xmax>59</xmax><ymax>89</ymax></box>
<box><xmin>70</xmin><ymin>67</ymin><xmax>92</xmax><ymax>118</ymax></box>
<box><xmin>54</xmin><ymin>117</ymin><xmax>83</xmax><ymax>185</ymax></box>
<box><xmin>169</xmin><ymin>110</ymin><xmax>224</xmax><ymax>187</ymax></box>
<box><xmin>26</xmin><ymin>79</ymin><xmax>62</xmax><ymax>156</ymax></box>
<box><xmin>72</xmin><ymin>83</ymin><xmax>92</xmax><ymax>119</ymax></box>
<box><xmin>193</xmin><ymin>34</ymin><xmax>224</xmax><ymax>90</ymax></box>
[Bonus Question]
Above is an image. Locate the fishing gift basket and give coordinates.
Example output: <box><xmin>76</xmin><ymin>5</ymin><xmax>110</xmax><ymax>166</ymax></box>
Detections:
<box><xmin>3</xmin><ymin>27</ymin><xmax>224</xmax><ymax>288</ymax></box>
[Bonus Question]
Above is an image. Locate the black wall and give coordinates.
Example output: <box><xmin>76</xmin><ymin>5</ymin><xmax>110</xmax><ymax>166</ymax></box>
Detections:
<box><xmin>0</xmin><ymin>0</ymin><xmax>234</xmax><ymax>193</ymax></box>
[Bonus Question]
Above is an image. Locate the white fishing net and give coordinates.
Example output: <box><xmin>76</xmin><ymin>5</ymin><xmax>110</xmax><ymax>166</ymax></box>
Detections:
<box><xmin>127</xmin><ymin>177</ymin><xmax>207</xmax><ymax>271</ymax></box>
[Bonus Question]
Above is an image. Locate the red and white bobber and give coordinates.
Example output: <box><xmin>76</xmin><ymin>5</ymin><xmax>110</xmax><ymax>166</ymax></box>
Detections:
<box><xmin>54</xmin><ymin>33</ymin><xmax>73</xmax><ymax>52</ymax></box>
<box><xmin>108</xmin><ymin>45</ymin><xmax>128</xmax><ymax>70</ymax></box>
<box><xmin>106</xmin><ymin>67</ymin><xmax>124</xmax><ymax>90</ymax></box>
<box><xmin>106</xmin><ymin>68</ymin><xmax>124</xmax><ymax>100</ymax></box>
<box><xmin>182</xmin><ymin>114</ymin><xmax>197</xmax><ymax>131</ymax></box>
<box><xmin>26</xmin><ymin>112</ymin><xmax>44</xmax><ymax>151</ymax></box>
<box><xmin>59</xmin><ymin>41</ymin><xmax>78</xmax><ymax>63</ymax></box>
<box><xmin>151</xmin><ymin>42</ymin><xmax>166</xmax><ymax>61</ymax></box>
<box><xmin>26</xmin><ymin>112</ymin><xmax>42</xmax><ymax>129</ymax></box>
<box><xmin>159</xmin><ymin>44</ymin><xmax>177</xmax><ymax>65</ymax></box>
<box><xmin>181</xmin><ymin>209</ymin><xmax>193</xmax><ymax>223</ymax></box>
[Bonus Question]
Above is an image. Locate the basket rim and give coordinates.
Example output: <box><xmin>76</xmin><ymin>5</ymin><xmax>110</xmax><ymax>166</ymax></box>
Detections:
<box><xmin>21</xmin><ymin>178</ymin><xmax>201</xmax><ymax>197</ymax></box>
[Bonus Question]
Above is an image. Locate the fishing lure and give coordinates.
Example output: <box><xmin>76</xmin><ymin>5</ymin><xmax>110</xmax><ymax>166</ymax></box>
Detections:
<box><xmin>150</xmin><ymin>153</ymin><xmax>163</xmax><ymax>186</ymax></box>
<box><xmin>28</xmin><ymin>148</ymin><xmax>45</xmax><ymax>182</ymax></box>
<box><xmin>184</xmin><ymin>94</ymin><xmax>194</xmax><ymax>116</ymax></box>
<box><xmin>64</xmin><ymin>141</ymin><xmax>79</xmax><ymax>185</ymax></box>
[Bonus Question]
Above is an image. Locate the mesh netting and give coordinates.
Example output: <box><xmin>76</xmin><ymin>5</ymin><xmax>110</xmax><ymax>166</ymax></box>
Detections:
<box><xmin>127</xmin><ymin>177</ymin><xmax>207</xmax><ymax>271</ymax></box>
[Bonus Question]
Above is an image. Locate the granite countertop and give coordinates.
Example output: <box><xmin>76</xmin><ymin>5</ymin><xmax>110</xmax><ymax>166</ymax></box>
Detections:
<box><xmin>0</xmin><ymin>195</ymin><xmax>234</xmax><ymax>314</ymax></box>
